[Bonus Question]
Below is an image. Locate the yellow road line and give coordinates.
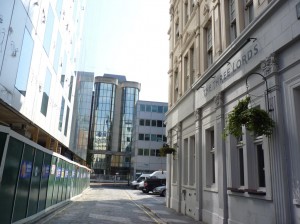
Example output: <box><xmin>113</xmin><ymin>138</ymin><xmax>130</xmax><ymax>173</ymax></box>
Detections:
<box><xmin>125</xmin><ymin>191</ymin><xmax>166</xmax><ymax>224</ymax></box>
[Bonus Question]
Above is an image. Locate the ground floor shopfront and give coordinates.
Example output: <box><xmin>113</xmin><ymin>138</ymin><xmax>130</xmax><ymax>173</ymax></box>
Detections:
<box><xmin>165</xmin><ymin>36</ymin><xmax>300</xmax><ymax>223</ymax></box>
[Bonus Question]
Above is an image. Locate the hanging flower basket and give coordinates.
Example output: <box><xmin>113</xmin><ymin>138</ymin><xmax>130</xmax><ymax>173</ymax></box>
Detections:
<box><xmin>159</xmin><ymin>144</ymin><xmax>176</xmax><ymax>157</ymax></box>
<box><xmin>224</xmin><ymin>97</ymin><xmax>275</xmax><ymax>138</ymax></box>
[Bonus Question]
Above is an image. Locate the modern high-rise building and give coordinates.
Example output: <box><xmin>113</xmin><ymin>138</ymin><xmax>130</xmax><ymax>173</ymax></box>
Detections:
<box><xmin>89</xmin><ymin>74</ymin><xmax>140</xmax><ymax>176</ymax></box>
<box><xmin>166</xmin><ymin>0</ymin><xmax>300</xmax><ymax>223</ymax></box>
<box><xmin>0</xmin><ymin>0</ymin><xmax>87</xmax><ymax>162</ymax></box>
<box><xmin>131</xmin><ymin>100</ymin><xmax>168</xmax><ymax>177</ymax></box>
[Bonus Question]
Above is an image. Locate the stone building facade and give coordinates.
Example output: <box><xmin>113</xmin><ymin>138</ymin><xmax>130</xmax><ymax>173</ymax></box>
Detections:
<box><xmin>166</xmin><ymin>0</ymin><xmax>300</xmax><ymax>223</ymax></box>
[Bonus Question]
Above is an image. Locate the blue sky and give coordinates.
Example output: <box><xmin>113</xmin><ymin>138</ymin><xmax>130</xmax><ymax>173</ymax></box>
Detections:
<box><xmin>79</xmin><ymin>0</ymin><xmax>170</xmax><ymax>102</ymax></box>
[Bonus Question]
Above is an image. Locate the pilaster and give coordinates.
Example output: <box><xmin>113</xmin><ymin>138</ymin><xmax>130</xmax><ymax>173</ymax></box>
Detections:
<box><xmin>214</xmin><ymin>92</ymin><xmax>228</xmax><ymax>224</ymax></box>
<box><xmin>261</xmin><ymin>53</ymin><xmax>291</xmax><ymax>223</ymax></box>
<box><xmin>194</xmin><ymin>108</ymin><xmax>202</xmax><ymax>221</ymax></box>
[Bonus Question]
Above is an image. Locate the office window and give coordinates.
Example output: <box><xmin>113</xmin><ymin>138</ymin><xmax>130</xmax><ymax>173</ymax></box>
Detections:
<box><xmin>15</xmin><ymin>28</ymin><xmax>34</xmax><ymax>96</ymax></box>
<box><xmin>157</xmin><ymin>135</ymin><xmax>162</xmax><ymax>142</ymax></box>
<box><xmin>64</xmin><ymin>106</ymin><xmax>70</xmax><ymax>136</ymax></box>
<box><xmin>152</xmin><ymin>105</ymin><xmax>158</xmax><ymax>112</ymax></box>
<box><xmin>144</xmin><ymin>149</ymin><xmax>149</xmax><ymax>156</ymax></box>
<box><xmin>58</xmin><ymin>97</ymin><xmax>65</xmax><ymax>131</ymax></box>
<box><xmin>146</xmin><ymin>105</ymin><xmax>151</xmax><ymax>112</ymax></box>
<box><xmin>40</xmin><ymin>69</ymin><xmax>52</xmax><ymax>116</ymax></box>
<box><xmin>145</xmin><ymin>134</ymin><xmax>150</xmax><ymax>141</ymax></box>
<box><xmin>140</xmin><ymin>104</ymin><xmax>145</xmax><ymax>111</ymax></box>
<box><xmin>139</xmin><ymin>134</ymin><xmax>144</xmax><ymax>140</ymax></box>
<box><xmin>229</xmin><ymin>0</ymin><xmax>237</xmax><ymax>42</ymax></box>
<box><xmin>157</xmin><ymin>120</ymin><xmax>163</xmax><ymax>127</ymax></box>
<box><xmin>158</xmin><ymin>106</ymin><xmax>163</xmax><ymax>113</ymax></box>
<box><xmin>138</xmin><ymin>148</ymin><xmax>143</xmax><ymax>156</ymax></box>
<box><xmin>163</xmin><ymin>106</ymin><xmax>168</xmax><ymax>113</ymax></box>
<box><xmin>43</xmin><ymin>6</ymin><xmax>54</xmax><ymax>55</ymax></box>
<box><xmin>150</xmin><ymin>149</ymin><xmax>156</xmax><ymax>156</ymax></box>
<box><xmin>68</xmin><ymin>76</ymin><xmax>73</xmax><ymax>101</ymax></box>
<box><xmin>155</xmin><ymin>149</ymin><xmax>160</xmax><ymax>157</ymax></box>
<box><xmin>151</xmin><ymin>134</ymin><xmax>157</xmax><ymax>141</ymax></box>
<box><xmin>151</xmin><ymin>120</ymin><xmax>157</xmax><ymax>127</ymax></box>
<box><xmin>163</xmin><ymin>135</ymin><xmax>167</xmax><ymax>142</ymax></box>
<box><xmin>53</xmin><ymin>33</ymin><xmax>62</xmax><ymax>73</ymax></box>
<box><xmin>145</xmin><ymin>120</ymin><xmax>151</xmax><ymax>126</ymax></box>
<box><xmin>139</xmin><ymin>119</ymin><xmax>144</xmax><ymax>126</ymax></box>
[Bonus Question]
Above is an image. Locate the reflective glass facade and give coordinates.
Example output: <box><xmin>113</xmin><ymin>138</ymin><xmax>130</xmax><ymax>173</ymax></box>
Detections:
<box><xmin>70</xmin><ymin>72</ymin><xmax>94</xmax><ymax>160</ymax></box>
<box><xmin>92</xmin><ymin>83</ymin><xmax>115</xmax><ymax>151</ymax></box>
<box><xmin>90</xmin><ymin>75</ymin><xmax>140</xmax><ymax>175</ymax></box>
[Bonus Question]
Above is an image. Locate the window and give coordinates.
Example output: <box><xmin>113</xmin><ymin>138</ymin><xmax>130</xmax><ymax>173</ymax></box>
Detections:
<box><xmin>15</xmin><ymin>28</ymin><xmax>34</xmax><ymax>96</ymax></box>
<box><xmin>151</xmin><ymin>134</ymin><xmax>157</xmax><ymax>141</ymax></box>
<box><xmin>58</xmin><ymin>97</ymin><xmax>65</xmax><ymax>131</ymax></box>
<box><xmin>40</xmin><ymin>69</ymin><xmax>52</xmax><ymax>116</ymax></box>
<box><xmin>183</xmin><ymin>138</ymin><xmax>188</xmax><ymax>185</ymax></box>
<box><xmin>206</xmin><ymin>128</ymin><xmax>215</xmax><ymax>187</ymax></box>
<box><xmin>206</xmin><ymin>23</ymin><xmax>213</xmax><ymax>67</ymax></box>
<box><xmin>68</xmin><ymin>76</ymin><xmax>73</xmax><ymax>101</ymax></box>
<box><xmin>144</xmin><ymin>149</ymin><xmax>149</xmax><ymax>156</ymax></box>
<box><xmin>145</xmin><ymin>120</ymin><xmax>151</xmax><ymax>126</ymax></box>
<box><xmin>174</xmin><ymin>69</ymin><xmax>179</xmax><ymax>102</ymax></box>
<box><xmin>189</xmin><ymin>46</ymin><xmax>195</xmax><ymax>86</ymax></box>
<box><xmin>189</xmin><ymin>136</ymin><xmax>195</xmax><ymax>185</ymax></box>
<box><xmin>146</xmin><ymin>105</ymin><xmax>151</xmax><ymax>112</ymax></box>
<box><xmin>229</xmin><ymin>0</ymin><xmax>237</xmax><ymax>42</ymax></box>
<box><xmin>158</xmin><ymin>106</ymin><xmax>163</xmax><ymax>113</ymax></box>
<box><xmin>138</xmin><ymin>134</ymin><xmax>144</xmax><ymax>141</ymax></box>
<box><xmin>43</xmin><ymin>6</ymin><xmax>54</xmax><ymax>55</ymax></box>
<box><xmin>145</xmin><ymin>134</ymin><xmax>150</xmax><ymax>141</ymax></box>
<box><xmin>163</xmin><ymin>106</ymin><xmax>168</xmax><ymax>113</ymax></box>
<box><xmin>157</xmin><ymin>120</ymin><xmax>163</xmax><ymax>127</ymax></box>
<box><xmin>138</xmin><ymin>148</ymin><xmax>143</xmax><ymax>156</ymax></box>
<box><xmin>140</xmin><ymin>104</ymin><xmax>145</xmax><ymax>111</ymax></box>
<box><xmin>238</xmin><ymin>146</ymin><xmax>245</xmax><ymax>186</ymax></box>
<box><xmin>155</xmin><ymin>149</ymin><xmax>160</xmax><ymax>157</ymax></box>
<box><xmin>150</xmin><ymin>149</ymin><xmax>156</xmax><ymax>156</ymax></box>
<box><xmin>245</xmin><ymin>0</ymin><xmax>254</xmax><ymax>25</ymax></box>
<box><xmin>184</xmin><ymin>1</ymin><xmax>189</xmax><ymax>25</ymax></box>
<box><xmin>139</xmin><ymin>119</ymin><xmax>144</xmax><ymax>126</ymax></box>
<box><xmin>184</xmin><ymin>54</ymin><xmax>189</xmax><ymax>92</ymax></box>
<box><xmin>256</xmin><ymin>144</ymin><xmax>265</xmax><ymax>188</ymax></box>
<box><xmin>151</xmin><ymin>120</ymin><xmax>157</xmax><ymax>127</ymax></box>
<box><xmin>152</xmin><ymin>105</ymin><xmax>158</xmax><ymax>112</ymax></box>
<box><xmin>157</xmin><ymin>135</ymin><xmax>162</xmax><ymax>142</ymax></box>
<box><xmin>53</xmin><ymin>33</ymin><xmax>62</xmax><ymax>73</ymax></box>
<box><xmin>175</xmin><ymin>20</ymin><xmax>179</xmax><ymax>42</ymax></box>
<box><xmin>64</xmin><ymin>106</ymin><xmax>70</xmax><ymax>136</ymax></box>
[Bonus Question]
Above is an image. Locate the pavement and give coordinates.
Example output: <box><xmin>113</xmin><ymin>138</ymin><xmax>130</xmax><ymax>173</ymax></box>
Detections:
<box><xmin>30</xmin><ymin>182</ymin><xmax>202</xmax><ymax>224</ymax></box>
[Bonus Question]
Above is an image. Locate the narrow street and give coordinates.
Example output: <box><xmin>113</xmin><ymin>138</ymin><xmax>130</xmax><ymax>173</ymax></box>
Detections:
<box><xmin>33</xmin><ymin>183</ymin><xmax>201</xmax><ymax>224</ymax></box>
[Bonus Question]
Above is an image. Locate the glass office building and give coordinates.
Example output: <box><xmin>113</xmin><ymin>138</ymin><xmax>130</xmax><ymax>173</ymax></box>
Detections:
<box><xmin>90</xmin><ymin>74</ymin><xmax>140</xmax><ymax>175</ymax></box>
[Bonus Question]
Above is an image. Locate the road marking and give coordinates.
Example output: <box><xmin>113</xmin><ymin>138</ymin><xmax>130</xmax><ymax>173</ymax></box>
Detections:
<box><xmin>125</xmin><ymin>191</ymin><xmax>167</xmax><ymax>224</ymax></box>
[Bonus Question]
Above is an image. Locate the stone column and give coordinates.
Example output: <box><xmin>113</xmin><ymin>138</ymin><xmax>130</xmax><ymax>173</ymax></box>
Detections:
<box><xmin>194</xmin><ymin>108</ymin><xmax>203</xmax><ymax>221</ymax></box>
<box><xmin>176</xmin><ymin>122</ymin><xmax>182</xmax><ymax>213</ymax></box>
<box><xmin>261</xmin><ymin>53</ymin><xmax>291</xmax><ymax>223</ymax></box>
<box><xmin>214</xmin><ymin>92</ymin><xmax>228</xmax><ymax>223</ymax></box>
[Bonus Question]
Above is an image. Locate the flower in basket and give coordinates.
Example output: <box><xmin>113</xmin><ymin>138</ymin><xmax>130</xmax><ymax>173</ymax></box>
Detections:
<box><xmin>159</xmin><ymin>144</ymin><xmax>176</xmax><ymax>157</ymax></box>
<box><xmin>224</xmin><ymin>97</ymin><xmax>275</xmax><ymax>138</ymax></box>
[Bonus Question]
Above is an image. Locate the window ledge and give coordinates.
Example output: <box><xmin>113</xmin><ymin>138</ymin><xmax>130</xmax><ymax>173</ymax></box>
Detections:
<box><xmin>244</xmin><ymin>188</ymin><xmax>266</xmax><ymax>196</ymax></box>
<box><xmin>227</xmin><ymin>187</ymin><xmax>245</xmax><ymax>193</ymax></box>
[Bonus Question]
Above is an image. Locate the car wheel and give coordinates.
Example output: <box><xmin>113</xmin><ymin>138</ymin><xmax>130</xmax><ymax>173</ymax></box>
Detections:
<box><xmin>142</xmin><ymin>189</ymin><xmax>149</xmax><ymax>193</ymax></box>
<box><xmin>161</xmin><ymin>190</ymin><xmax>166</xmax><ymax>197</ymax></box>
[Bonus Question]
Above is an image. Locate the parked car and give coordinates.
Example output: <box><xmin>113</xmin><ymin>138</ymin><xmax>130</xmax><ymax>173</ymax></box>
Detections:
<box><xmin>142</xmin><ymin>178</ymin><xmax>166</xmax><ymax>193</ymax></box>
<box><xmin>153</xmin><ymin>185</ymin><xmax>166</xmax><ymax>197</ymax></box>
<box><xmin>131</xmin><ymin>174</ymin><xmax>150</xmax><ymax>189</ymax></box>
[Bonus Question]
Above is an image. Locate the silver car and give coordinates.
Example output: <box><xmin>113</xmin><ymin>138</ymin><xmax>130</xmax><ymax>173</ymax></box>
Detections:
<box><xmin>153</xmin><ymin>185</ymin><xmax>166</xmax><ymax>197</ymax></box>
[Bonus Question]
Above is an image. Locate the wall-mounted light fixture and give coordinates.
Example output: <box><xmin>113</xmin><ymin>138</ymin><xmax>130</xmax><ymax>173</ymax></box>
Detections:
<box><xmin>245</xmin><ymin>72</ymin><xmax>273</xmax><ymax>112</ymax></box>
